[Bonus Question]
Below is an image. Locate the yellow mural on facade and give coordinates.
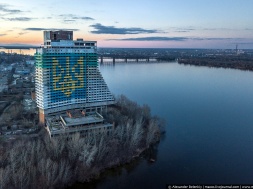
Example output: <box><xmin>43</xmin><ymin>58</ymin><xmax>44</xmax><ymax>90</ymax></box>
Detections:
<box><xmin>52</xmin><ymin>57</ymin><xmax>84</xmax><ymax>97</ymax></box>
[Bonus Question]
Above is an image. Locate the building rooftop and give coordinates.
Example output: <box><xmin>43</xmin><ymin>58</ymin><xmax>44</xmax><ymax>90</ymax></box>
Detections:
<box><xmin>45</xmin><ymin>112</ymin><xmax>112</xmax><ymax>136</ymax></box>
<box><xmin>61</xmin><ymin>112</ymin><xmax>104</xmax><ymax>127</ymax></box>
<box><xmin>42</xmin><ymin>30</ymin><xmax>97</xmax><ymax>48</ymax></box>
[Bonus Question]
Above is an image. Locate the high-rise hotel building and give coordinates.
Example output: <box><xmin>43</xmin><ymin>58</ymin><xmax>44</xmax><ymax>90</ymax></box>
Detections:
<box><xmin>35</xmin><ymin>31</ymin><xmax>114</xmax><ymax>136</ymax></box>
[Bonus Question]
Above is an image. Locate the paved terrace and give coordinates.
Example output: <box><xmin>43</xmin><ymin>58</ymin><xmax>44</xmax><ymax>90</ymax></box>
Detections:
<box><xmin>45</xmin><ymin>112</ymin><xmax>110</xmax><ymax>136</ymax></box>
<box><xmin>60</xmin><ymin>112</ymin><xmax>104</xmax><ymax>127</ymax></box>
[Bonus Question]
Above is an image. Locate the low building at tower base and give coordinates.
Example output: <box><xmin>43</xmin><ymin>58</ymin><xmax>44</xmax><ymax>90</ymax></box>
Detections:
<box><xmin>45</xmin><ymin>109</ymin><xmax>114</xmax><ymax>137</ymax></box>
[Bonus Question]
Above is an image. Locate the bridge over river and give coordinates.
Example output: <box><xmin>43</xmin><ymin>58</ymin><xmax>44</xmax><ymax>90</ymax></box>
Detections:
<box><xmin>99</xmin><ymin>55</ymin><xmax>176</xmax><ymax>64</ymax></box>
<box><xmin>0</xmin><ymin>45</ymin><xmax>176</xmax><ymax>63</ymax></box>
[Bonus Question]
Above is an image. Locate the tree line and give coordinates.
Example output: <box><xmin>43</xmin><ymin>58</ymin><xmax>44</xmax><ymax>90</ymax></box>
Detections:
<box><xmin>0</xmin><ymin>95</ymin><xmax>165</xmax><ymax>188</ymax></box>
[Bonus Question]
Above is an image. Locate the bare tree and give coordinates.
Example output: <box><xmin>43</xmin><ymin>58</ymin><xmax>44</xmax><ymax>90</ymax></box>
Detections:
<box><xmin>0</xmin><ymin>94</ymin><xmax>163</xmax><ymax>188</ymax></box>
<box><xmin>0</xmin><ymin>167</ymin><xmax>10</xmax><ymax>189</ymax></box>
<box><xmin>146</xmin><ymin>119</ymin><xmax>160</xmax><ymax>148</ymax></box>
<box><xmin>130</xmin><ymin>118</ymin><xmax>144</xmax><ymax>150</ymax></box>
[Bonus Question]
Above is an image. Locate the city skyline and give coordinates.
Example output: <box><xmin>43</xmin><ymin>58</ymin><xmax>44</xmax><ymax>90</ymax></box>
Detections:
<box><xmin>0</xmin><ymin>0</ymin><xmax>253</xmax><ymax>49</ymax></box>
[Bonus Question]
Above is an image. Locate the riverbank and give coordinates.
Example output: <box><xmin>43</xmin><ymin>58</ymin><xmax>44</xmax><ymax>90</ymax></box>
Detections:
<box><xmin>0</xmin><ymin>95</ymin><xmax>165</xmax><ymax>189</ymax></box>
<box><xmin>178</xmin><ymin>56</ymin><xmax>253</xmax><ymax>71</ymax></box>
<box><xmin>70</xmin><ymin>142</ymin><xmax>160</xmax><ymax>188</ymax></box>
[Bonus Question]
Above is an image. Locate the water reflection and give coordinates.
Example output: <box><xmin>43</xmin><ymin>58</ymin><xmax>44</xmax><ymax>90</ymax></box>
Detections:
<box><xmin>70</xmin><ymin>144</ymin><xmax>160</xmax><ymax>189</ymax></box>
<box><xmin>72</xmin><ymin>62</ymin><xmax>253</xmax><ymax>188</ymax></box>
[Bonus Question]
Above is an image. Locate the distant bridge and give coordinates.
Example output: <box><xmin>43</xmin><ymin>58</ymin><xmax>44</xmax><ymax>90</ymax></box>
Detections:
<box><xmin>0</xmin><ymin>45</ymin><xmax>176</xmax><ymax>63</ymax></box>
<box><xmin>98</xmin><ymin>55</ymin><xmax>176</xmax><ymax>64</ymax></box>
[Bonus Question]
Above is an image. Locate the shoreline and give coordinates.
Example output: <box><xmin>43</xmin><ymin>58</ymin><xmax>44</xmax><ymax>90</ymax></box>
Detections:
<box><xmin>0</xmin><ymin>95</ymin><xmax>165</xmax><ymax>189</ymax></box>
<box><xmin>70</xmin><ymin>143</ymin><xmax>160</xmax><ymax>188</ymax></box>
<box><xmin>178</xmin><ymin>57</ymin><xmax>253</xmax><ymax>71</ymax></box>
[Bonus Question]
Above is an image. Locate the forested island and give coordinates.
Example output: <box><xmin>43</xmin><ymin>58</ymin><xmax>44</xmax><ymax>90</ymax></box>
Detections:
<box><xmin>0</xmin><ymin>95</ymin><xmax>164</xmax><ymax>189</ymax></box>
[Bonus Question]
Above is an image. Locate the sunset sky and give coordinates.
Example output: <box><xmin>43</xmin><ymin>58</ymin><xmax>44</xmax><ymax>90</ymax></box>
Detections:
<box><xmin>0</xmin><ymin>0</ymin><xmax>253</xmax><ymax>49</ymax></box>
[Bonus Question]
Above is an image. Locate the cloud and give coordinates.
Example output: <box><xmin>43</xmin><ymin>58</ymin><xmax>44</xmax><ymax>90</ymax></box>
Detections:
<box><xmin>231</xmin><ymin>42</ymin><xmax>253</xmax><ymax>45</ymax></box>
<box><xmin>202</xmin><ymin>28</ymin><xmax>217</xmax><ymax>31</ymax></box>
<box><xmin>0</xmin><ymin>3</ymin><xmax>22</xmax><ymax>14</ymax></box>
<box><xmin>41</xmin><ymin>16</ymin><xmax>52</xmax><ymax>19</ymax></box>
<box><xmin>171</xmin><ymin>27</ymin><xmax>195</xmax><ymax>32</ymax></box>
<box><xmin>0</xmin><ymin>34</ymin><xmax>6</xmax><ymax>37</ymax></box>
<box><xmin>175</xmin><ymin>31</ymin><xmax>190</xmax><ymax>33</ymax></box>
<box><xmin>18</xmin><ymin>32</ymin><xmax>28</xmax><ymax>35</ymax></box>
<box><xmin>109</xmin><ymin>37</ymin><xmax>187</xmax><ymax>41</ymax></box>
<box><xmin>77</xmin><ymin>16</ymin><xmax>94</xmax><ymax>20</ymax></box>
<box><xmin>90</xmin><ymin>23</ymin><xmax>160</xmax><ymax>34</ymax></box>
<box><xmin>63</xmin><ymin>19</ymin><xmax>75</xmax><ymax>22</ymax></box>
<box><xmin>202</xmin><ymin>27</ymin><xmax>234</xmax><ymax>31</ymax></box>
<box><xmin>108</xmin><ymin>36</ymin><xmax>241</xmax><ymax>41</ymax></box>
<box><xmin>59</xmin><ymin>14</ymin><xmax>94</xmax><ymax>22</ymax></box>
<box><xmin>4</xmin><ymin>17</ymin><xmax>32</xmax><ymax>21</ymax></box>
<box><xmin>194</xmin><ymin>37</ymin><xmax>234</xmax><ymax>41</ymax></box>
<box><xmin>24</xmin><ymin>27</ymin><xmax>79</xmax><ymax>31</ymax></box>
<box><xmin>178</xmin><ymin>28</ymin><xmax>195</xmax><ymax>31</ymax></box>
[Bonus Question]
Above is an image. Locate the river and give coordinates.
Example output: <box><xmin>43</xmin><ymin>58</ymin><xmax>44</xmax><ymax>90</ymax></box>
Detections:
<box><xmin>73</xmin><ymin>62</ymin><xmax>253</xmax><ymax>188</ymax></box>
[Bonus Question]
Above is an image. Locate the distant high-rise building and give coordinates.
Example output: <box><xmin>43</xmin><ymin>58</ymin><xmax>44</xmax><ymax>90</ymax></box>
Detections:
<box><xmin>35</xmin><ymin>30</ymin><xmax>114</xmax><ymax>136</ymax></box>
